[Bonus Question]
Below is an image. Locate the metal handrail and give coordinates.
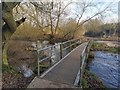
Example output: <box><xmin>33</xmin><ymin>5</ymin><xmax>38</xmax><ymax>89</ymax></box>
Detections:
<box><xmin>74</xmin><ymin>40</ymin><xmax>92</xmax><ymax>87</ymax></box>
<box><xmin>62</xmin><ymin>41</ymin><xmax>80</xmax><ymax>51</ymax></box>
<box><xmin>37</xmin><ymin>45</ymin><xmax>52</xmax><ymax>52</ymax></box>
<box><xmin>36</xmin><ymin>38</ymin><xmax>81</xmax><ymax>76</ymax></box>
<box><xmin>62</xmin><ymin>38</ymin><xmax>79</xmax><ymax>44</ymax></box>
<box><xmin>38</xmin><ymin>57</ymin><xmax>51</xmax><ymax>64</ymax></box>
<box><xmin>79</xmin><ymin>40</ymin><xmax>92</xmax><ymax>87</ymax></box>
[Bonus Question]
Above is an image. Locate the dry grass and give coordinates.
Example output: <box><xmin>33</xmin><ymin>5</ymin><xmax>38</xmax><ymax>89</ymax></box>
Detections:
<box><xmin>11</xmin><ymin>22</ymin><xmax>44</xmax><ymax>41</ymax></box>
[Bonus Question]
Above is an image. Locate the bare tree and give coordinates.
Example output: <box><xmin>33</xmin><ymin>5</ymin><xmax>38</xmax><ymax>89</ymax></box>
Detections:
<box><xmin>63</xmin><ymin>1</ymin><xmax>113</xmax><ymax>38</ymax></box>
<box><xmin>30</xmin><ymin>1</ymin><xmax>71</xmax><ymax>43</ymax></box>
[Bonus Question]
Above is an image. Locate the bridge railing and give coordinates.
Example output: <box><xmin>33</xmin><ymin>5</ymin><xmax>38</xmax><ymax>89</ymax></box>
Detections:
<box><xmin>36</xmin><ymin>39</ymin><xmax>81</xmax><ymax>76</ymax></box>
<box><xmin>74</xmin><ymin>40</ymin><xmax>92</xmax><ymax>87</ymax></box>
<box><xmin>79</xmin><ymin>40</ymin><xmax>92</xmax><ymax>87</ymax></box>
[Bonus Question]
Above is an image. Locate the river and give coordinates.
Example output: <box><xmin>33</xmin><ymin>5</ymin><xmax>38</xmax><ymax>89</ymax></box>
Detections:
<box><xmin>88</xmin><ymin>51</ymin><xmax>120</xmax><ymax>88</ymax></box>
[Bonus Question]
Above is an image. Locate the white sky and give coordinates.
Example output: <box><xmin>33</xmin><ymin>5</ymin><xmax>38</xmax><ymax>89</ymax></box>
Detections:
<box><xmin>66</xmin><ymin>0</ymin><xmax>119</xmax><ymax>23</ymax></box>
<box><xmin>2</xmin><ymin>0</ymin><xmax>120</xmax><ymax>23</ymax></box>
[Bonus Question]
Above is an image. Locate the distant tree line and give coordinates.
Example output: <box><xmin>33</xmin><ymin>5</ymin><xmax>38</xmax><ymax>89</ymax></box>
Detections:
<box><xmin>84</xmin><ymin>20</ymin><xmax>119</xmax><ymax>37</ymax></box>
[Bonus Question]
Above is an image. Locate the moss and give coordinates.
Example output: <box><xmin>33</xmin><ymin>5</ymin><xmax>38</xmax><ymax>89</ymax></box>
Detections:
<box><xmin>3</xmin><ymin>49</ymin><xmax>8</xmax><ymax>65</ymax></box>
<box><xmin>108</xmin><ymin>47</ymin><xmax>118</xmax><ymax>53</ymax></box>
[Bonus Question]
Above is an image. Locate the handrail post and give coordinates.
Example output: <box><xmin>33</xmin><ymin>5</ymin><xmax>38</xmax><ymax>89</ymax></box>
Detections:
<box><xmin>76</xmin><ymin>39</ymin><xmax>78</xmax><ymax>46</ymax></box>
<box><xmin>70</xmin><ymin>41</ymin><xmax>72</xmax><ymax>51</ymax></box>
<box><xmin>80</xmin><ymin>55</ymin><xmax>82</xmax><ymax>88</ymax></box>
<box><xmin>37</xmin><ymin>40</ymin><xmax>40</xmax><ymax>77</ymax></box>
<box><xmin>37</xmin><ymin>51</ymin><xmax>40</xmax><ymax>76</ymax></box>
<box><xmin>60</xmin><ymin>43</ymin><xmax>63</xmax><ymax>59</ymax></box>
<box><xmin>79</xmin><ymin>41</ymin><xmax>91</xmax><ymax>88</ymax></box>
<box><xmin>50</xmin><ymin>46</ymin><xmax>52</xmax><ymax>66</ymax></box>
<box><xmin>79</xmin><ymin>39</ymin><xmax>81</xmax><ymax>44</ymax></box>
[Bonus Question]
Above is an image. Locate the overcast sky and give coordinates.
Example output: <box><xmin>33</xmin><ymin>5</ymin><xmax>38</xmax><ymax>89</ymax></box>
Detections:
<box><xmin>1</xmin><ymin>0</ymin><xmax>120</xmax><ymax>23</ymax></box>
<box><xmin>68</xmin><ymin>0</ymin><xmax>119</xmax><ymax>23</ymax></box>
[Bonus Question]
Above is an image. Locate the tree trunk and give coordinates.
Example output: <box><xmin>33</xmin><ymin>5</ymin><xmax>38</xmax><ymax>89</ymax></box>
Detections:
<box><xmin>2</xmin><ymin>2</ymin><xmax>26</xmax><ymax>65</ymax></box>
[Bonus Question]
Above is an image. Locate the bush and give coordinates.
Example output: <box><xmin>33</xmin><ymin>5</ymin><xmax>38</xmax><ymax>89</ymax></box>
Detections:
<box><xmin>11</xmin><ymin>22</ymin><xmax>44</xmax><ymax>41</ymax></box>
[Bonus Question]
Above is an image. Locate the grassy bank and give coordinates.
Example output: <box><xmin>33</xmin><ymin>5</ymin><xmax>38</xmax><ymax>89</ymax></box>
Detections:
<box><xmin>81</xmin><ymin>69</ymin><xmax>107</xmax><ymax>89</ymax></box>
<box><xmin>90</xmin><ymin>42</ymin><xmax>119</xmax><ymax>54</ymax></box>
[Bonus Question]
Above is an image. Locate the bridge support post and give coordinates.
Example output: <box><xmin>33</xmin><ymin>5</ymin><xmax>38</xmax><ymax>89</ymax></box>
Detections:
<box><xmin>69</xmin><ymin>42</ymin><xmax>71</xmax><ymax>51</ymax></box>
<box><xmin>79</xmin><ymin>55</ymin><xmax>83</xmax><ymax>88</ymax></box>
<box><xmin>37</xmin><ymin>51</ymin><xmax>40</xmax><ymax>77</ymax></box>
<box><xmin>60</xmin><ymin>43</ymin><xmax>63</xmax><ymax>59</ymax></box>
<box><xmin>37</xmin><ymin>40</ymin><xmax>40</xmax><ymax>77</ymax></box>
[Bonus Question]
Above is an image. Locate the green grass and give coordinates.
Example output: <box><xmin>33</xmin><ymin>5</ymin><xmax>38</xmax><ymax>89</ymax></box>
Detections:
<box><xmin>2</xmin><ymin>64</ymin><xmax>18</xmax><ymax>73</ymax></box>
<box><xmin>91</xmin><ymin>42</ymin><xmax>107</xmax><ymax>50</ymax></box>
<box><xmin>108</xmin><ymin>47</ymin><xmax>118</xmax><ymax>53</ymax></box>
<box><xmin>91</xmin><ymin>42</ymin><xmax>118</xmax><ymax>53</ymax></box>
<box><xmin>81</xmin><ymin>78</ymin><xmax>89</xmax><ymax>88</ymax></box>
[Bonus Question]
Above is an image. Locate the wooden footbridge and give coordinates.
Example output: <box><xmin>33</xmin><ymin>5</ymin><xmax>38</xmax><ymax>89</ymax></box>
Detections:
<box><xmin>28</xmin><ymin>39</ymin><xmax>91</xmax><ymax>88</ymax></box>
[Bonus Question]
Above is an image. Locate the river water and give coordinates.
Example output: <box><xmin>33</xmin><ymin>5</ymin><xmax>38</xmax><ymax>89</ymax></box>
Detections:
<box><xmin>88</xmin><ymin>51</ymin><xmax>120</xmax><ymax>88</ymax></box>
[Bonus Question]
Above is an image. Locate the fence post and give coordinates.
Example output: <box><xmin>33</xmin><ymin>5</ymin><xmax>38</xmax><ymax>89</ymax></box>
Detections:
<box><xmin>60</xmin><ymin>43</ymin><xmax>63</xmax><ymax>59</ymax></box>
<box><xmin>76</xmin><ymin>39</ymin><xmax>79</xmax><ymax>46</ymax></box>
<box><xmin>80</xmin><ymin>55</ymin><xmax>82</xmax><ymax>88</ymax></box>
<box><xmin>70</xmin><ymin>41</ymin><xmax>72</xmax><ymax>51</ymax></box>
<box><xmin>80</xmin><ymin>39</ymin><xmax>81</xmax><ymax>44</ymax></box>
<box><xmin>37</xmin><ymin>51</ymin><xmax>40</xmax><ymax>76</ymax></box>
<box><xmin>49</xmin><ymin>46</ymin><xmax>52</xmax><ymax>66</ymax></box>
<box><xmin>37</xmin><ymin>40</ymin><xmax>40</xmax><ymax>76</ymax></box>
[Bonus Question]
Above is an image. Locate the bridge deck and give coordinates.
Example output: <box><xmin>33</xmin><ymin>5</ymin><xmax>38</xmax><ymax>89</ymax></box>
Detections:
<box><xmin>28</xmin><ymin>42</ymin><xmax>87</xmax><ymax>88</ymax></box>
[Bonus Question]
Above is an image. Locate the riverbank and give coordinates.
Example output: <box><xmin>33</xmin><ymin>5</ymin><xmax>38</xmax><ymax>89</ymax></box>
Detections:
<box><xmin>90</xmin><ymin>41</ymin><xmax>119</xmax><ymax>54</ymax></box>
<box><xmin>83</xmin><ymin>41</ymin><xmax>119</xmax><ymax>88</ymax></box>
<box><xmin>81</xmin><ymin>69</ymin><xmax>107</xmax><ymax>88</ymax></box>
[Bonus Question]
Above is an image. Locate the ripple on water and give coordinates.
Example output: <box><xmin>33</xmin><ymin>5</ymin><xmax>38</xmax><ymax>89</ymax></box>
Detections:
<box><xmin>88</xmin><ymin>51</ymin><xmax>119</xmax><ymax>88</ymax></box>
